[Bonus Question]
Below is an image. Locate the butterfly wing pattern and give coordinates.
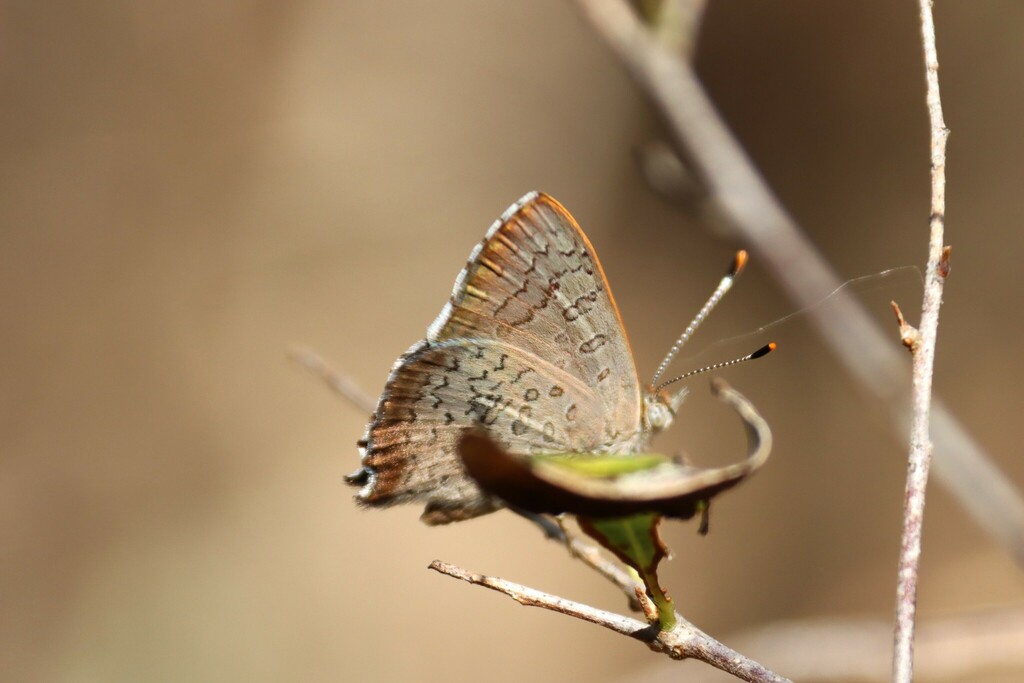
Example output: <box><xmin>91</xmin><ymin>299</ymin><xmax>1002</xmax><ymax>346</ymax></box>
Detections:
<box><xmin>351</xmin><ymin>192</ymin><xmax>646</xmax><ymax>524</ymax></box>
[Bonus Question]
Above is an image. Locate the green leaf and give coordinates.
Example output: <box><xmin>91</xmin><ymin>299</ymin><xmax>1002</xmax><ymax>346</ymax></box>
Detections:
<box><xmin>532</xmin><ymin>452</ymin><xmax>671</xmax><ymax>477</ymax></box>
<box><xmin>578</xmin><ymin>514</ymin><xmax>676</xmax><ymax>630</ymax></box>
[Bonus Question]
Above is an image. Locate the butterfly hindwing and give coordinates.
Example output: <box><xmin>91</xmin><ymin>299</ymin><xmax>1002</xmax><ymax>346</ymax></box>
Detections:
<box><xmin>359</xmin><ymin>339</ymin><xmax>607</xmax><ymax>523</ymax></box>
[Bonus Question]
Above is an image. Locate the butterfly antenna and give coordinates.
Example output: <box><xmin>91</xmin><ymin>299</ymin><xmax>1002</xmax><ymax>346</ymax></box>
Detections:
<box><xmin>656</xmin><ymin>342</ymin><xmax>776</xmax><ymax>393</ymax></box>
<box><xmin>650</xmin><ymin>251</ymin><xmax>748</xmax><ymax>388</ymax></box>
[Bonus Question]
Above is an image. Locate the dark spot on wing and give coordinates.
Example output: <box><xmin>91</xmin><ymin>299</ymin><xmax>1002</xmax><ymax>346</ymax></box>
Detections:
<box><xmin>579</xmin><ymin>334</ymin><xmax>608</xmax><ymax>354</ymax></box>
<box><xmin>542</xmin><ymin>422</ymin><xmax>556</xmax><ymax>442</ymax></box>
<box><xmin>512</xmin><ymin>368</ymin><xmax>534</xmax><ymax>384</ymax></box>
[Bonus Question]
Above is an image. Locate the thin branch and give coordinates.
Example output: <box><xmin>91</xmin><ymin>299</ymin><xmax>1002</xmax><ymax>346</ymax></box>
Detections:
<box><xmin>289</xmin><ymin>345</ymin><xmax>377</xmax><ymax>414</ymax></box>
<box><xmin>429</xmin><ymin>559</ymin><xmax>792</xmax><ymax>683</ymax></box>
<box><xmin>567</xmin><ymin>533</ymin><xmax>646</xmax><ymax>610</ymax></box>
<box><xmin>517</xmin><ymin>509</ymin><xmax>646</xmax><ymax>611</ymax></box>
<box><xmin>571</xmin><ymin>0</ymin><xmax>1024</xmax><ymax>564</ymax></box>
<box><xmin>892</xmin><ymin>3</ymin><xmax>950</xmax><ymax>681</ymax></box>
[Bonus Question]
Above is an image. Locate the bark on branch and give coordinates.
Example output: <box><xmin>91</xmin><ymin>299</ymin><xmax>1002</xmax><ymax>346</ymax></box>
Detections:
<box><xmin>429</xmin><ymin>560</ymin><xmax>792</xmax><ymax>683</ymax></box>
<box><xmin>892</xmin><ymin>2</ymin><xmax>951</xmax><ymax>681</ymax></box>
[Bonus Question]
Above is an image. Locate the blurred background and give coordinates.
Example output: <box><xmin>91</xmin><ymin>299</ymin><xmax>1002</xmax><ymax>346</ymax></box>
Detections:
<box><xmin>2</xmin><ymin>1</ymin><xmax>1023</xmax><ymax>681</ymax></box>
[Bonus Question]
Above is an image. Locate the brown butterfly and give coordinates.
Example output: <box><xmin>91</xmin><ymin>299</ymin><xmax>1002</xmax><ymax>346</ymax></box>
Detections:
<box><xmin>347</xmin><ymin>191</ymin><xmax>754</xmax><ymax>524</ymax></box>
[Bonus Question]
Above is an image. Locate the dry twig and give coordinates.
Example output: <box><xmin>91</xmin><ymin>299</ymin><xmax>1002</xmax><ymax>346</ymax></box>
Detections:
<box><xmin>429</xmin><ymin>379</ymin><xmax>783</xmax><ymax>679</ymax></box>
<box><xmin>429</xmin><ymin>560</ymin><xmax>792</xmax><ymax>683</ymax></box>
<box><xmin>892</xmin><ymin>2</ymin><xmax>950</xmax><ymax>680</ymax></box>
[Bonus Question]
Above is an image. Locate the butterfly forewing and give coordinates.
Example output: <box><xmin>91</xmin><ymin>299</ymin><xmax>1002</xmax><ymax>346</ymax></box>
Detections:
<box><xmin>432</xmin><ymin>193</ymin><xmax>642</xmax><ymax>430</ymax></box>
<box><xmin>356</xmin><ymin>192</ymin><xmax>644</xmax><ymax>524</ymax></box>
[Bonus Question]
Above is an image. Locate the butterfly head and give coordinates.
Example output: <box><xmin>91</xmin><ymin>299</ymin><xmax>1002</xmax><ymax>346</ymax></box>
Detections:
<box><xmin>642</xmin><ymin>387</ymin><xmax>688</xmax><ymax>434</ymax></box>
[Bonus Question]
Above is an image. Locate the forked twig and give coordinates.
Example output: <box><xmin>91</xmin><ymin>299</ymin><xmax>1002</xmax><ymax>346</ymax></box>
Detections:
<box><xmin>297</xmin><ymin>343</ymin><xmax>786</xmax><ymax>678</ymax></box>
<box><xmin>434</xmin><ymin>379</ymin><xmax>783</xmax><ymax>680</ymax></box>
<box><xmin>570</xmin><ymin>0</ymin><xmax>1024</xmax><ymax>564</ymax></box>
<box><xmin>429</xmin><ymin>560</ymin><xmax>792</xmax><ymax>683</ymax></box>
<box><xmin>892</xmin><ymin>2</ymin><xmax>950</xmax><ymax>681</ymax></box>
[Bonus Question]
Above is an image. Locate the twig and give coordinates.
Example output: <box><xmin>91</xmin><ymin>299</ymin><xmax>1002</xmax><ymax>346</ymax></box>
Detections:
<box><xmin>429</xmin><ymin>560</ymin><xmax>792</xmax><ymax>683</ymax></box>
<box><xmin>443</xmin><ymin>376</ymin><xmax>774</xmax><ymax>672</ymax></box>
<box><xmin>289</xmin><ymin>345</ymin><xmax>376</xmax><ymax>414</ymax></box>
<box><xmin>892</xmin><ymin>3</ymin><xmax>950</xmax><ymax>681</ymax></box>
<box><xmin>571</xmin><ymin>0</ymin><xmax>1024</xmax><ymax>564</ymax></box>
<box><xmin>567</xmin><ymin>533</ymin><xmax>646</xmax><ymax>611</ymax></box>
<box><xmin>516</xmin><ymin>509</ymin><xmax>646</xmax><ymax>611</ymax></box>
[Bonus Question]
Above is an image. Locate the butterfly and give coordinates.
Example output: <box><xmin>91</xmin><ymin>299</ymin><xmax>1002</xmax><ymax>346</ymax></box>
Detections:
<box><xmin>347</xmin><ymin>191</ymin><xmax>753</xmax><ymax>524</ymax></box>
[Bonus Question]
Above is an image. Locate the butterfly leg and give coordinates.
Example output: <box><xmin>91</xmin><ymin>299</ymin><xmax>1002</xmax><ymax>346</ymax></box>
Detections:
<box><xmin>511</xmin><ymin>508</ymin><xmax>566</xmax><ymax>542</ymax></box>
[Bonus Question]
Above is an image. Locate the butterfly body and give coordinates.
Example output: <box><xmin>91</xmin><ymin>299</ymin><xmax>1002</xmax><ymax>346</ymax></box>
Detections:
<box><xmin>350</xmin><ymin>192</ymin><xmax>677</xmax><ymax>524</ymax></box>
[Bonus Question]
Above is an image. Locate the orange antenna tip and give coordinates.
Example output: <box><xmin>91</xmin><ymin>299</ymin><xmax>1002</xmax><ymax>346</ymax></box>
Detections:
<box><xmin>650</xmin><ymin>249</ymin><xmax>750</xmax><ymax>388</ymax></box>
<box><xmin>731</xmin><ymin>250</ymin><xmax>749</xmax><ymax>277</ymax></box>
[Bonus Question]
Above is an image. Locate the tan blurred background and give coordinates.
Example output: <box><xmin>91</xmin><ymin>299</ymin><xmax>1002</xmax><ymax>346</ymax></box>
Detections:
<box><xmin>2</xmin><ymin>2</ymin><xmax>1023</xmax><ymax>681</ymax></box>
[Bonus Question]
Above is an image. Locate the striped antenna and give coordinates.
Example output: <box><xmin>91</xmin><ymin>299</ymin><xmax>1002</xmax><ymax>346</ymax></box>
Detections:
<box><xmin>649</xmin><ymin>250</ymin><xmax>748</xmax><ymax>388</ymax></box>
<box><xmin>656</xmin><ymin>343</ymin><xmax>776</xmax><ymax>393</ymax></box>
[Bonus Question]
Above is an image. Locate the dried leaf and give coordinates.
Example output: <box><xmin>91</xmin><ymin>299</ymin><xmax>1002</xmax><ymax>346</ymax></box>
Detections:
<box><xmin>457</xmin><ymin>380</ymin><xmax>772</xmax><ymax>520</ymax></box>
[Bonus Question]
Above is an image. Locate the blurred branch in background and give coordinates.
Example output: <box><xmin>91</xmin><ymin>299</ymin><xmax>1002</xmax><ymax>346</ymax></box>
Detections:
<box><xmin>572</xmin><ymin>0</ymin><xmax>1024</xmax><ymax>565</ymax></box>
<box><xmin>631</xmin><ymin>0</ymin><xmax>707</xmax><ymax>56</ymax></box>
<box><xmin>290</xmin><ymin>345</ymin><xmax>376</xmax><ymax>414</ymax></box>
<box><xmin>892</xmin><ymin>2</ymin><xmax>950</xmax><ymax>680</ymax></box>
<box><xmin>712</xmin><ymin>608</ymin><xmax>1024</xmax><ymax>683</ymax></box>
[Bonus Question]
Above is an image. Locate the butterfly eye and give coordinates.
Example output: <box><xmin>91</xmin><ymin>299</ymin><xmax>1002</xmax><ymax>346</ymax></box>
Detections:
<box><xmin>646</xmin><ymin>400</ymin><xmax>673</xmax><ymax>432</ymax></box>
